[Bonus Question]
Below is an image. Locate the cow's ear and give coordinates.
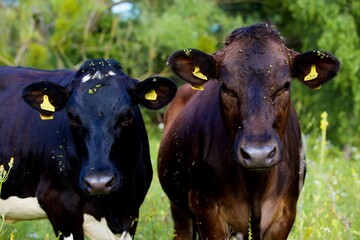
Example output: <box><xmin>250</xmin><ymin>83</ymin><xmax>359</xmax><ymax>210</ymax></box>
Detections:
<box><xmin>291</xmin><ymin>51</ymin><xmax>340</xmax><ymax>89</ymax></box>
<box><xmin>22</xmin><ymin>81</ymin><xmax>69</xmax><ymax>117</ymax></box>
<box><xmin>134</xmin><ymin>77</ymin><xmax>177</xmax><ymax>109</ymax></box>
<box><xmin>168</xmin><ymin>49</ymin><xmax>217</xmax><ymax>90</ymax></box>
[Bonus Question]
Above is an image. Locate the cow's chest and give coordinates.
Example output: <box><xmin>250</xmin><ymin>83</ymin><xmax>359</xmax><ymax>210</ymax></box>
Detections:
<box><xmin>218</xmin><ymin>190</ymin><xmax>251</xmax><ymax>233</ymax></box>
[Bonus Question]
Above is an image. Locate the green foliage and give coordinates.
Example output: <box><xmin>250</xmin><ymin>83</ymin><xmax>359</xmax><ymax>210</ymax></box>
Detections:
<box><xmin>26</xmin><ymin>43</ymin><xmax>49</xmax><ymax>69</ymax></box>
<box><xmin>289</xmin><ymin>134</ymin><xmax>360</xmax><ymax>240</ymax></box>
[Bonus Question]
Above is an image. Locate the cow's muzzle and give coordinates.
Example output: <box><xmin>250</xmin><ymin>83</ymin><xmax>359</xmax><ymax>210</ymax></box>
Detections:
<box><xmin>236</xmin><ymin>137</ymin><xmax>281</xmax><ymax>169</ymax></box>
<box><xmin>82</xmin><ymin>173</ymin><xmax>117</xmax><ymax>195</ymax></box>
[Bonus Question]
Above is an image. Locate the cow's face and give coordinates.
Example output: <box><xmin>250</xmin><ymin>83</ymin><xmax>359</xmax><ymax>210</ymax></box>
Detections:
<box><xmin>168</xmin><ymin>23</ymin><xmax>339</xmax><ymax>169</ymax></box>
<box><xmin>22</xmin><ymin>59</ymin><xmax>177</xmax><ymax>195</ymax></box>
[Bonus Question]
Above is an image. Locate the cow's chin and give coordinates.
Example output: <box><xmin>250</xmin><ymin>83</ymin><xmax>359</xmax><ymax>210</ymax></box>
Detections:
<box><xmin>82</xmin><ymin>191</ymin><xmax>113</xmax><ymax>201</ymax></box>
<box><xmin>246</xmin><ymin>166</ymin><xmax>274</xmax><ymax>172</ymax></box>
<box><xmin>241</xmin><ymin>159</ymin><xmax>282</xmax><ymax>172</ymax></box>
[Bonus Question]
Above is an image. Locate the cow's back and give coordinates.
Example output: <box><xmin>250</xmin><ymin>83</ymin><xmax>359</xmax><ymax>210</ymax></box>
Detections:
<box><xmin>0</xmin><ymin>67</ymin><xmax>76</xmax><ymax>198</ymax></box>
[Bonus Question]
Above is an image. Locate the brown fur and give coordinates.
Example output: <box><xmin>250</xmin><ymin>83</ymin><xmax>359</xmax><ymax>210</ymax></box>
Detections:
<box><xmin>159</xmin><ymin>22</ymin><xmax>339</xmax><ymax>240</ymax></box>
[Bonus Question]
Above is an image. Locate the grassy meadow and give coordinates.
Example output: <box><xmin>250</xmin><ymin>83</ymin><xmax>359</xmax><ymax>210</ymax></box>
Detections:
<box><xmin>1</xmin><ymin>129</ymin><xmax>359</xmax><ymax>239</ymax></box>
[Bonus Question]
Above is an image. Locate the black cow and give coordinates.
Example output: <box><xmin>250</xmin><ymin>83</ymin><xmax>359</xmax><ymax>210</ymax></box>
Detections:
<box><xmin>0</xmin><ymin>58</ymin><xmax>177</xmax><ymax>239</ymax></box>
<box><xmin>158</xmin><ymin>22</ymin><xmax>340</xmax><ymax>239</ymax></box>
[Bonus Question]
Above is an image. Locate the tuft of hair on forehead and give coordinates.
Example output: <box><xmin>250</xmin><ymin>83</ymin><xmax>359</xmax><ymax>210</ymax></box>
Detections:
<box><xmin>75</xmin><ymin>58</ymin><xmax>124</xmax><ymax>83</ymax></box>
<box><xmin>75</xmin><ymin>58</ymin><xmax>122</xmax><ymax>77</ymax></box>
<box><xmin>78</xmin><ymin>58</ymin><xmax>122</xmax><ymax>72</ymax></box>
<box><xmin>224</xmin><ymin>22</ymin><xmax>285</xmax><ymax>46</ymax></box>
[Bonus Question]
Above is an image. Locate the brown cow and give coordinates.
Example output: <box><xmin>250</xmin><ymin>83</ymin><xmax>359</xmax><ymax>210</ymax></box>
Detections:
<box><xmin>158</xmin><ymin>22</ymin><xmax>340</xmax><ymax>240</ymax></box>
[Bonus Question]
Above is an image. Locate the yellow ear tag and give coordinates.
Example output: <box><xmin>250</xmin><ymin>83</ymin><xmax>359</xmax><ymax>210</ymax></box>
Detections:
<box><xmin>40</xmin><ymin>113</ymin><xmax>54</xmax><ymax>120</ymax></box>
<box><xmin>314</xmin><ymin>86</ymin><xmax>321</xmax><ymax>90</ymax></box>
<box><xmin>304</xmin><ymin>64</ymin><xmax>318</xmax><ymax>81</ymax></box>
<box><xmin>145</xmin><ymin>89</ymin><xmax>157</xmax><ymax>101</ymax></box>
<box><xmin>40</xmin><ymin>95</ymin><xmax>55</xmax><ymax>112</ymax></box>
<box><xmin>191</xmin><ymin>84</ymin><xmax>204</xmax><ymax>91</ymax></box>
<box><xmin>192</xmin><ymin>66</ymin><xmax>208</xmax><ymax>80</ymax></box>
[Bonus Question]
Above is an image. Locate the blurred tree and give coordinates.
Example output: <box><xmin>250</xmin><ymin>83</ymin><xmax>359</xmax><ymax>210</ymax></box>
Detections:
<box><xmin>131</xmin><ymin>0</ymin><xmax>244</xmax><ymax>77</ymax></box>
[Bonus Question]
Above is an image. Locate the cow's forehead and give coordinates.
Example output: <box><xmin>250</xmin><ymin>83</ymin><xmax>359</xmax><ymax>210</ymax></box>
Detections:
<box><xmin>218</xmin><ymin>23</ymin><xmax>289</xmax><ymax>66</ymax></box>
<box><xmin>67</xmin><ymin>59</ymin><xmax>135</xmax><ymax>116</ymax></box>
<box><xmin>220</xmin><ymin>35</ymin><xmax>288</xmax><ymax>64</ymax></box>
<box><xmin>224</xmin><ymin>22</ymin><xmax>284</xmax><ymax>46</ymax></box>
<box><xmin>74</xmin><ymin>59</ymin><xmax>125</xmax><ymax>84</ymax></box>
<box><xmin>217</xmin><ymin>31</ymin><xmax>291</xmax><ymax>89</ymax></box>
<box><xmin>69</xmin><ymin>79</ymin><xmax>132</xmax><ymax>109</ymax></box>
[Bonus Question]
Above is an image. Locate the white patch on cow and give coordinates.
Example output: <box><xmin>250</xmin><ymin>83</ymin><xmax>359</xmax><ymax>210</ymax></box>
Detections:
<box><xmin>64</xmin><ymin>234</ymin><xmax>74</xmax><ymax>240</ymax></box>
<box><xmin>0</xmin><ymin>196</ymin><xmax>46</xmax><ymax>223</ymax></box>
<box><xmin>119</xmin><ymin>231</ymin><xmax>132</xmax><ymax>240</ymax></box>
<box><xmin>92</xmin><ymin>71</ymin><xmax>103</xmax><ymax>80</ymax></box>
<box><xmin>82</xmin><ymin>70</ymin><xmax>110</xmax><ymax>83</ymax></box>
<box><xmin>1</xmin><ymin>197</ymin><xmax>132</xmax><ymax>239</ymax></box>
<box><xmin>108</xmin><ymin>70</ymin><xmax>116</xmax><ymax>76</ymax></box>
<box><xmin>83</xmin><ymin>213</ymin><xmax>122</xmax><ymax>240</ymax></box>
<box><xmin>82</xmin><ymin>73</ymin><xmax>92</xmax><ymax>83</ymax></box>
<box><xmin>230</xmin><ymin>232</ymin><xmax>244</xmax><ymax>240</ymax></box>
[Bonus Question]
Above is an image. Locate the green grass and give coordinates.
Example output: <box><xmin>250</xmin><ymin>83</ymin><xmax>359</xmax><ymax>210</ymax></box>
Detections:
<box><xmin>135</xmin><ymin>135</ymin><xmax>174</xmax><ymax>239</ymax></box>
<box><xmin>1</xmin><ymin>133</ymin><xmax>359</xmax><ymax>239</ymax></box>
<box><xmin>288</xmin><ymin>136</ymin><xmax>360</xmax><ymax>240</ymax></box>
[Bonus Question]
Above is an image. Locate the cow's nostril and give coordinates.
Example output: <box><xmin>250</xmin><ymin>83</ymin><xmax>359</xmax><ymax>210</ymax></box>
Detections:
<box><xmin>267</xmin><ymin>147</ymin><xmax>276</xmax><ymax>159</ymax></box>
<box><xmin>105</xmin><ymin>176</ymin><xmax>115</xmax><ymax>188</ymax></box>
<box><xmin>240</xmin><ymin>148</ymin><xmax>251</xmax><ymax>161</ymax></box>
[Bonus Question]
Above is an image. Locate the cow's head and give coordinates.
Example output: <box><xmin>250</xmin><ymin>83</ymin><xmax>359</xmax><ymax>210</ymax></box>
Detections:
<box><xmin>22</xmin><ymin>59</ymin><xmax>177</xmax><ymax>194</ymax></box>
<box><xmin>168</xmin><ymin>22</ymin><xmax>339</xmax><ymax>169</ymax></box>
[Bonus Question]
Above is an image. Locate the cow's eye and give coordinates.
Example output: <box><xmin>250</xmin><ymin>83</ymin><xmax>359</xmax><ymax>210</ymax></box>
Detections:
<box><xmin>68</xmin><ymin>113</ymin><xmax>82</xmax><ymax>129</ymax></box>
<box><xmin>282</xmin><ymin>81</ymin><xmax>291</xmax><ymax>91</ymax></box>
<box><xmin>274</xmin><ymin>81</ymin><xmax>291</xmax><ymax>99</ymax></box>
<box><xmin>221</xmin><ymin>84</ymin><xmax>236</xmax><ymax>98</ymax></box>
<box><xmin>115</xmin><ymin>112</ymin><xmax>133</xmax><ymax>128</ymax></box>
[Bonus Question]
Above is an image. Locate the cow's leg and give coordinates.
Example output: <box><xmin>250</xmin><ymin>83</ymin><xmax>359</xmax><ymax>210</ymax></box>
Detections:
<box><xmin>128</xmin><ymin>213</ymin><xmax>138</xmax><ymax>238</ymax></box>
<box><xmin>83</xmin><ymin>214</ymin><xmax>122</xmax><ymax>240</ymax></box>
<box><xmin>262</xmin><ymin>201</ymin><xmax>297</xmax><ymax>240</ymax></box>
<box><xmin>193</xmin><ymin>207</ymin><xmax>228</xmax><ymax>240</ymax></box>
<box><xmin>41</xmin><ymin>192</ymin><xmax>84</xmax><ymax>240</ymax></box>
<box><xmin>37</xmin><ymin>179</ymin><xmax>84</xmax><ymax>240</ymax></box>
<box><xmin>170</xmin><ymin>202</ymin><xmax>195</xmax><ymax>239</ymax></box>
<box><xmin>189</xmin><ymin>191</ymin><xmax>228</xmax><ymax>240</ymax></box>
